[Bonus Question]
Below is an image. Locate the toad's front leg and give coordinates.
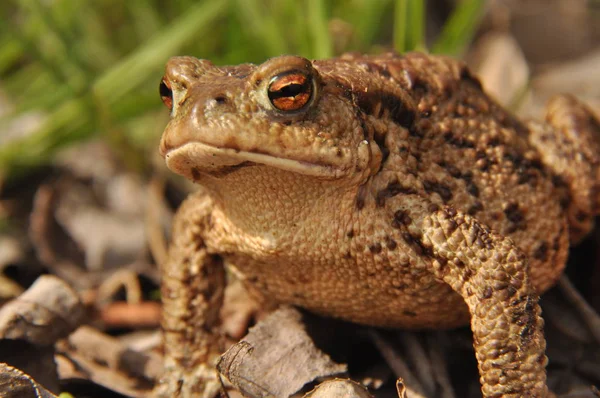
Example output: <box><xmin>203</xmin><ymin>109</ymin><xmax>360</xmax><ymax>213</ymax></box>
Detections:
<box><xmin>418</xmin><ymin>206</ymin><xmax>548</xmax><ymax>397</ymax></box>
<box><xmin>154</xmin><ymin>193</ymin><xmax>226</xmax><ymax>398</ymax></box>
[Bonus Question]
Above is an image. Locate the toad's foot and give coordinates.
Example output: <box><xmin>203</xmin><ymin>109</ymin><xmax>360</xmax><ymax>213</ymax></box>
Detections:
<box><xmin>154</xmin><ymin>363</ymin><xmax>221</xmax><ymax>398</ymax></box>
<box><xmin>528</xmin><ymin>94</ymin><xmax>600</xmax><ymax>243</ymax></box>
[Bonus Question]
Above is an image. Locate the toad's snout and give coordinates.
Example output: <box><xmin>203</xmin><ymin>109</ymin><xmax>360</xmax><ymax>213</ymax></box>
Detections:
<box><xmin>159</xmin><ymin>57</ymin><xmax>239</xmax><ymax>159</ymax></box>
<box><xmin>159</xmin><ymin>56</ymin><xmax>216</xmax><ymax>116</ymax></box>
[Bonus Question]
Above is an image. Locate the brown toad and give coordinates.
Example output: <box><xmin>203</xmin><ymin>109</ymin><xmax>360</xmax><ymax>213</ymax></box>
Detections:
<box><xmin>155</xmin><ymin>52</ymin><xmax>600</xmax><ymax>397</ymax></box>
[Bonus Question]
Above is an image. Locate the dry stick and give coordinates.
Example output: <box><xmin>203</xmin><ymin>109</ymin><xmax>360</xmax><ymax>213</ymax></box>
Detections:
<box><xmin>576</xmin><ymin>359</ymin><xmax>600</xmax><ymax>383</ymax></box>
<box><xmin>368</xmin><ymin>329</ymin><xmax>428</xmax><ymax>398</ymax></box>
<box><xmin>65</xmin><ymin>325</ymin><xmax>163</xmax><ymax>382</ymax></box>
<box><xmin>97</xmin><ymin>269</ymin><xmax>143</xmax><ymax>304</ymax></box>
<box><xmin>426</xmin><ymin>332</ymin><xmax>456</xmax><ymax>398</ymax></box>
<box><xmin>541</xmin><ymin>291</ymin><xmax>592</xmax><ymax>343</ymax></box>
<box><xmin>145</xmin><ymin>177</ymin><xmax>169</xmax><ymax>267</ymax></box>
<box><xmin>558</xmin><ymin>275</ymin><xmax>600</xmax><ymax>344</ymax></box>
<box><xmin>398</xmin><ymin>331</ymin><xmax>435</xmax><ymax>396</ymax></box>
<box><xmin>99</xmin><ymin>301</ymin><xmax>161</xmax><ymax>328</ymax></box>
<box><xmin>29</xmin><ymin>184</ymin><xmax>92</xmax><ymax>289</ymax></box>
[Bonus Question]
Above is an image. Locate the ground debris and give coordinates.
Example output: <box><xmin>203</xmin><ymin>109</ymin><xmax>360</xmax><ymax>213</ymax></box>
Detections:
<box><xmin>56</xmin><ymin>326</ymin><xmax>160</xmax><ymax>397</ymax></box>
<box><xmin>304</xmin><ymin>378</ymin><xmax>374</xmax><ymax>398</ymax></box>
<box><xmin>0</xmin><ymin>275</ymin><xmax>84</xmax><ymax>345</ymax></box>
<box><xmin>0</xmin><ymin>275</ymin><xmax>85</xmax><ymax>394</ymax></box>
<box><xmin>0</xmin><ymin>363</ymin><xmax>58</xmax><ymax>398</ymax></box>
<box><xmin>218</xmin><ymin>306</ymin><xmax>347</xmax><ymax>398</ymax></box>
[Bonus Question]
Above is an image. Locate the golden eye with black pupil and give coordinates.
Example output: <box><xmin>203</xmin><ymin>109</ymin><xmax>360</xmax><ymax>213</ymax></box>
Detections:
<box><xmin>267</xmin><ymin>71</ymin><xmax>312</xmax><ymax>112</ymax></box>
<box><xmin>159</xmin><ymin>78</ymin><xmax>173</xmax><ymax>110</ymax></box>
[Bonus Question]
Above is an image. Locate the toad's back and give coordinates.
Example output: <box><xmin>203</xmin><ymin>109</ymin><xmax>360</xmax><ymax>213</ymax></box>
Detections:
<box><xmin>308</xmin><ymin>52</ymin><xmax>587</xmax><ymax>293</ymax></box>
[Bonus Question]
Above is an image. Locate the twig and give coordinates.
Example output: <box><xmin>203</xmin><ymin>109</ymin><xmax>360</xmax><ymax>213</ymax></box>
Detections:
<box><xmin>368</xmin><ymin>329</ymin><xmax>427</xmax><ymax>397</ymax></box>
<box><xmin>559</xmin><ymin>275</ymin><xmax>600</xmax><ymax>344</ymax></box>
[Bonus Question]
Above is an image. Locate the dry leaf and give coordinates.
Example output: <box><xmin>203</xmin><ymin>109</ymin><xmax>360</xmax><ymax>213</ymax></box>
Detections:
<box><xmin>304</xmin><ymin>378</ymin><xmax>373</xmax><ymax>398</ymax></box>
<box><xmin>57</xmin><ymin>325</ymin><xmax>161</xmax><ymax>397</ymax></box>
<box><xmin>0</xmin><ymin>363</ymin><xmax>58</xmax><ymax>398</ymax></box>
<box><xmin>218</xmin><ymin>306</ymin><xmax>347</xmax><ymax>398</ymax></box>
<box><xmin>0</xmin><ymin>275</ymin><xmax>84</xmax><ymax>344</ymax></box>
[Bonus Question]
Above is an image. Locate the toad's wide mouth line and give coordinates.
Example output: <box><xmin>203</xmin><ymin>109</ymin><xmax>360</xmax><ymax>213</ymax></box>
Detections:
<box><xmin>163</xmin><ymin>141</ymin><xmax>345</xmax><ymax>179</ymax></box>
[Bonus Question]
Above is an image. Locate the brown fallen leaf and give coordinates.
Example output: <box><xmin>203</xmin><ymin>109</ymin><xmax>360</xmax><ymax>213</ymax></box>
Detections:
<box><xmin>0</xmin><ymin>274</ymin><xmax>85</xmax><ymax>394</ymax></box>
<box><xmin>0</xmin><ymin>363</ymin><xmax>58</xmax><ymax>398</ymax></box>
<box><xmin>57</xmin><ymin>325</ymin><xmax>162</xmax><ymax>396</ymax></box>
<box><xmin>304</xmin><ymin>378</ymin><xmax>373</xmax><ymax>398</ymax></box>
<box><xmin>217</xmin><ymin>306</ymin><xmax>347</xmax><ymax>398</ymax></box>
<box><xmin>53</xmin><ymin>176</ymin><xmax>147</xmax><ymax>272</ymax></box>
<box><xmin>469</xmin><ymin>32</ymin><xmax>530</xmax><ymax>108</ymax></box>
<box><xmin>0</xmin><ymin>274</ymin><xmax>84</xmax><ymax>345</ymax></box>
<box><xmin>221</xmin><ymin>278</ymin><xmax>262</xmax><ymax>340</ymax></box>
<box><xmin>0</xmin><ymin>340</ymin><xmax>60</xmax><ymax>394</ymax></box>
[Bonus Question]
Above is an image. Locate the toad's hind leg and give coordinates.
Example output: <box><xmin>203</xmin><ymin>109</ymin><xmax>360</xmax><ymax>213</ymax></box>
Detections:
<box><xmin>417</xmin><ymin>206</ymin><xmax>548</xmax><ymax>397</ymax></box>
<box><xmin>154</xmin><ymin>193</ymin><xmax>226</xmax><ymax>398</ymax></box>
<box><xmin>528</xmin><ymin>95</ymin><xmax>600</xmax><ymax>242</ymax></box>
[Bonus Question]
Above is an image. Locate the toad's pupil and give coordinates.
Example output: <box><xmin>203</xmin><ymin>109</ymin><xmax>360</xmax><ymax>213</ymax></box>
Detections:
<box><xmin>160</xmin><ymin>80</ymin><xmax>173</xmax><ymax>109</ymax></box>
<box><xmin>270</xmin><ymin>83</ymin><xmax>305</xmax><ymax>99</ymax></box>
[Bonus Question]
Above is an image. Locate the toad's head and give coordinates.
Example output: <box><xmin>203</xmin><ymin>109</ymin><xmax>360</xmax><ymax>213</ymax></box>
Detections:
<box><xmin>159</xmin><ymin>55</ymin><xmax>386</xmax><ymax>184</ymax></box>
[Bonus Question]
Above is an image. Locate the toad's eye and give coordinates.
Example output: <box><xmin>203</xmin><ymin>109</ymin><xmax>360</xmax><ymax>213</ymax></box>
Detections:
<box><xmin>160</xmin><ymin>78</ymin><xmax>173</xmax><ymax>110</ymax></box>
<box><xmin>267</xmin><ymin>71</ymin><xmax>312</xmax><ymax>112</ymax></box>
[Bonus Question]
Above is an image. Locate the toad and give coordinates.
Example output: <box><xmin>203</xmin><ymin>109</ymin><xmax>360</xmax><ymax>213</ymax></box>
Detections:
<box><xmin>155</xmin><ymin>52</ymin><xmax>600</xmax><ymax>397</ymax></box>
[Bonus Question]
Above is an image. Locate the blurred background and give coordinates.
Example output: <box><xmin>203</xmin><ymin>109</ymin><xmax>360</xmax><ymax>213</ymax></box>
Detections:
<box><xmin>0</xmin><ymin>1</ymin><xmax>600</xmax><ymax>397</ymax></box>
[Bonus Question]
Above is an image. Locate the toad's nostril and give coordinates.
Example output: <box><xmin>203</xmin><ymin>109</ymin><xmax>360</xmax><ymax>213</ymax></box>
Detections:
<box><xmin>214</xmin><ymin>96</ymin><xmax>227</xmax><ymax>104</ymax></box>
<box><xmin>160</xmin><ymin>78</ymin><xmax>173</xmax><ymax>110</ymax></box>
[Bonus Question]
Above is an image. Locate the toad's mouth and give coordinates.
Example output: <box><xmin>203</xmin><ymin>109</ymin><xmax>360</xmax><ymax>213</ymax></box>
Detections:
<box><xmin>163</xmin><ymin>141</ymin><xmax>344</xmax><ymax>180</ymax></box>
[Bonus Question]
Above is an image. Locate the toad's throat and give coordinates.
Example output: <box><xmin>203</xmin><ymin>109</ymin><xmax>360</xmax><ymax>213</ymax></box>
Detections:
<box><xmin>163</xmin><ymin>141</ymin><xmax>343</xmax><ymax>179</ymax></box>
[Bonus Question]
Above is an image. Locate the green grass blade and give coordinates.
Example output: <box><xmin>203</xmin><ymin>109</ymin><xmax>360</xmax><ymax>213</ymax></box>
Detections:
<box><xmin>307</xmin><ymin>0</ymin><xmax>332</xmax><ymax>58</ymax></box>
<box><xmin>349</xmin><ymin>0</ymin><xmax>393</xmax><ymax>50</ymax></box>
<box><xmin>233</xmin><ymin>0</ymin><xmax>287</xmax><ymax>56</ymax></box>
<box><xmin>94</xmin><ymin>0</ymin><xmax>228</xmax><ymax>103</ymax></box>
<box><xmin>0</xmin><ymin>36</ymin><xmax>23</xmax><ymax>75</ymax></box>
<box><xmin>127</xmin><ymin>0</ymin><xmax>163</xmax><ymax>41</ymax></box>
<box><xmin>393</xmin><ymin>0</ymin><xmax>408</xmax><ymax>53</ymax></box>
<box><xmin>432</xmin><ymin>0</ymin><xmax>485</xmax><ymax>55</ymax></box>
<box><xmin>394</xmin><ymin>0</ymin><xmax>426</xmax><ymax>53</ymax></box>
<box><xmin>17</xmin><ymin>0</ymin><xmax>91</xmax><ymax>93</ymax></box>
<box><xmin>406</xmin><ymin>0</ymin><xmax>425</xmax><ymax>51</ymax></box>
